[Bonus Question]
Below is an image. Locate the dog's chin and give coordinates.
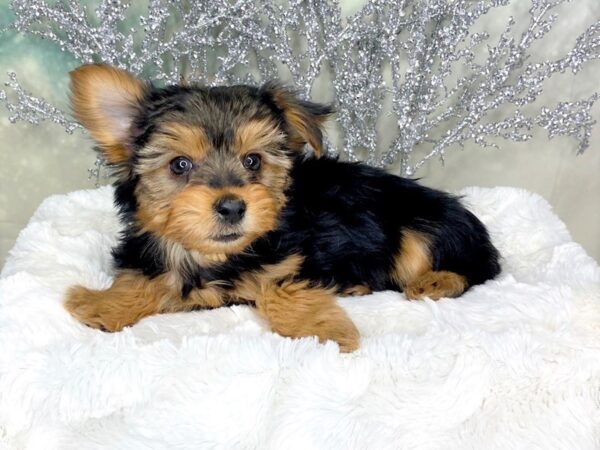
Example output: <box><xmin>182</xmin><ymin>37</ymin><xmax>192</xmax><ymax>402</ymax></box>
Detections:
<box><xmin>211</xmin><ymin>232</ymin><xmax>243</xmax><ymax>243</ymax></box>
<box><xmin>193</xmin><ymin>232</ymin><xmax>260</xmax><ymax>256</ymax></box>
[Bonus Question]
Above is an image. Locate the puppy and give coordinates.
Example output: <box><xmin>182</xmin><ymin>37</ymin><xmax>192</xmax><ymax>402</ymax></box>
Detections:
<box><xmin>65</xmin><ymin>64</ymin><xmax>501</xmax><ymax>352</ymax></box>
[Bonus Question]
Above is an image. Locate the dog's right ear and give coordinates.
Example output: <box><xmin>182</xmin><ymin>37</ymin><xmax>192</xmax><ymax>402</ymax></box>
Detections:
<box><xmin>69</xmin><ymin>64</ymin><xmax>147</xmax><ymax>166</ymax></box>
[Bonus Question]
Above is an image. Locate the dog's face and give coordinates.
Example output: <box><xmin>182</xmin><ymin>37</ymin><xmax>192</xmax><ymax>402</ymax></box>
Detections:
<box><xmin>69</xmin><ymin>64</ymin><xmax>330</xmax><ymax>257</ymax></box>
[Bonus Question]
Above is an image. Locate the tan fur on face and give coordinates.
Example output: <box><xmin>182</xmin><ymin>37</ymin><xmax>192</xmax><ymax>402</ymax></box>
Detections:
<box><xmin>234</xmin><ymin>119</ymin><xmax>292</xmax><ymax>208</ymax></box>
<box><xmin>235</xmin><ymin>119</ymin><xmax>286</xmax><ymax>155</ymax></box>
<box><xmin>131</xmin><ymin>119</ymin><xmax>291</xmax><ymax>260</ymax></box>
<box><xmin>162</xmin><ymin>184</ymin><xmax>278</xmax><ymax>255</ymax></box>
<box><xmin>154</xmin><ymin>122</ymin><xmax>211</xmax><ymax>162</ymax></box>
<box><xmin>69</xmin><ymin>64</ymin><xmax>146</xmax><ymax>165</ymax></box>
<box><xmin>391</xmin><ymin>229</ymin><xmax>432</xmax><ymax>288</ymax></box>
<box><xmin>133</xmin><ymin>124</ymin><xmax>211</xmax><ymax>238</ymax></box>
<box><xmin>251</xmin><ymin>153</ymin><xmax>291</xmax><ymax>210</ymax></box>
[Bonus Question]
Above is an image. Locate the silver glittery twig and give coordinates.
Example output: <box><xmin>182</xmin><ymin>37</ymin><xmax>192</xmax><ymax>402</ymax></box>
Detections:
<box><xmin>1</xmin><ymin>0</ymin><xmax>599</xmax><ymax>176</ymax></box>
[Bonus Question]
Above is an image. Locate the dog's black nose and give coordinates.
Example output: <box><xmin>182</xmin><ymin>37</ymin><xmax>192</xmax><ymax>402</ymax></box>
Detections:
<box><xmin>214</xmin><ymin>196</ymin><xmax>246</xmax><ymax>224</ymax></box>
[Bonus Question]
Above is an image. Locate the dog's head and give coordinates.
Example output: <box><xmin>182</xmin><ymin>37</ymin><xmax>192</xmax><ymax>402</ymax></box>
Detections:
<box><xmin>69</xmin><ymin>64</ymin><xmax>331</xmax><ymax>257</ymax></box>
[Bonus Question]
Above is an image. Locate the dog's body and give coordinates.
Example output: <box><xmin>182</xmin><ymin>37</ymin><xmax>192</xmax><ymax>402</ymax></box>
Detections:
<box><xmin>116</xmin><ymin>156</ymin><xmax>499</xmax><ymax>297</ymax></box>
<box><xmin>65</xmin><ymin>64</ymin><xmax>500</xmax><ymax>352</ymax></box>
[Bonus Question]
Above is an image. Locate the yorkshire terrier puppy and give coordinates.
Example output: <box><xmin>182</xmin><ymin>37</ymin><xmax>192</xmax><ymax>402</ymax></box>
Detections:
<box><xmin>65</xmin><ymin>64</ymin><xmax>500</xmax><ymax>352</ymax></box>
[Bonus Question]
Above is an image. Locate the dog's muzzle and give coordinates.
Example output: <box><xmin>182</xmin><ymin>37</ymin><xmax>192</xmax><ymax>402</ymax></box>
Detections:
<box><xmin>214</xmin><ymin>195</ymin><xmax>246</xmax><ymax>225</ymax></box>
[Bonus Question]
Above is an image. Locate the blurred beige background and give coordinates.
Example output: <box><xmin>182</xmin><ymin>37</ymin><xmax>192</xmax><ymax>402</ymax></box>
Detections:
<box><xmin>1</xmin><ymin>0</ymin><xmax>599</xmax><ymax>268</ymax></box>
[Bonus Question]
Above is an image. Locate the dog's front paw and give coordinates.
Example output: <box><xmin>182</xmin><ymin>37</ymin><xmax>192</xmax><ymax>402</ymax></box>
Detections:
<box><xmin>271</xmin><ymin>304</ymin><xmax>360</xmax><ymax>353</ymax></box>
<box><xmin>64</xmin><ymin>285</ymin><xmax>126</xmax><ymax>332</ymax></box>
<box><xmin>258</xmin><ymin>281</ymin><xmax>361</xmax><ymax>353</ymax></box>
<box><xmin>310</xmin><ymin>314</ymin><xmax>360</xmax><ymax>353</ymax></box>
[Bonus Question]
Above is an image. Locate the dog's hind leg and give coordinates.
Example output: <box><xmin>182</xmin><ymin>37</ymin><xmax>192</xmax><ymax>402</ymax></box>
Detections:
<box><xmin>391</xmin><ymin>229</ymin><xmax>468</xmax><ymax>300</ymax></box>
<box><xmin>254</xmin><ymin>279</ymin><xmax>360</xmax><ymax>353</ymax></box>
<box><xmin>403</xmin><ymin>271</ymin><xmax>468</xmax><ymax>300</ymax></box>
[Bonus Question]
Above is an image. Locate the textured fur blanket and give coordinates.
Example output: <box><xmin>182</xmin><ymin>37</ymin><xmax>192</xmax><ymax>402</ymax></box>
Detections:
<box><xmin>1</xmin><ymin>186</ymin><xmax>599</xmax><ymax>450</ymax></box>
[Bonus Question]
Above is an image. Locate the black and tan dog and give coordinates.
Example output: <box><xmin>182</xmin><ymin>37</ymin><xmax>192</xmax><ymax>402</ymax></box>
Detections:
<box><xmin>65</xmin><ymin>64</ymin><xmax>500</xmax><ymax>352</ymax></box>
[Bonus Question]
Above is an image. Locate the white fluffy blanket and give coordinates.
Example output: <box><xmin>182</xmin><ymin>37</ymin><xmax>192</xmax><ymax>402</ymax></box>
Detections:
<box><xmin>1</xmin><ymin>186</ymin><xmax>600</xmax><ymax>450</ymax></box>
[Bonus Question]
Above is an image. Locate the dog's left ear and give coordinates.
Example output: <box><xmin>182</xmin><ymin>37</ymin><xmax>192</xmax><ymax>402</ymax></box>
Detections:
<box><xmin>262</xmin><ymin>82</ymin><xmax>333</xmax><ymax>156</ymax></box>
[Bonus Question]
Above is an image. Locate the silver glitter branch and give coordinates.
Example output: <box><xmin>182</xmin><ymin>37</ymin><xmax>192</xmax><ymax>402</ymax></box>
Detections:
<box><xmin>0</xmin><ymin>72</ymin><xmax>80</xmax><ymax>133</ymax></box>
<box><xmin>2</xmin><ymin>0</ymin><xmax>599</xmax><ymax>177</ymax></box>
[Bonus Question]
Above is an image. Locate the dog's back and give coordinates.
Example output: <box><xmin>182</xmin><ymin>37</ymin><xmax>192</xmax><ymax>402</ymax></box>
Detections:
<box><xmin>274</xmin><ymin>156</ymin><xmax>501</xmax><ymax>295</ymax></box>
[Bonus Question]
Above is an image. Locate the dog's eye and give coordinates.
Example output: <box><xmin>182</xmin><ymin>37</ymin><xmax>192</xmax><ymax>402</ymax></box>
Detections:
<box><xmin>170</xmin><ymin>156</ymin><xmax>193</xmax><ymax>175</ymax></box>
<box><xmin>242</xmin><ymin>153</ymin><xmax>261</xmax><ymax>171</ymax></box>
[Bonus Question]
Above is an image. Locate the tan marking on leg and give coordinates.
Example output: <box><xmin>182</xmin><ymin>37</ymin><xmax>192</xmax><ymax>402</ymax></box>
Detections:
<box><xmin>230</xmin><ymin>254</ymin><xmax>304</xmax><ymax>302</ymax></box>
<box><xmin>404</xmin><ymin>271</ymin><xmax>468</xmax><ymax>300</ymax></box>
<box><xmin>64</xmin><ymin>270</ymin><xmax>226</xmax><ymax>331</ymax></box>
<box><xmin>254</xmin><ymin>279</ymin><xmax>359</xmax><ymax>353</ymax></box>
<box><xmin>225</xmin><ymin>255</ymin><xmax>358</xmax><ymax>351</ymax></box>
<box><xmin>183</xmin><ymin>283</ymin><xmax>227</xmax><ymax>309</ymax></box>
<box><xmin>341</xmin><ymin>285</ymin><xmax>372</xmax><ymax>297</ymax></box>
<box><xmin>391</xmin><ymin>229</ymin><xmax>432</xmax><ymax>288</ymax></box>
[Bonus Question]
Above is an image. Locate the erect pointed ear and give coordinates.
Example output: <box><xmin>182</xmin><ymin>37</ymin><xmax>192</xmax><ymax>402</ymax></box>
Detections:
<box><xmin>261</xmin><ymin>82</ymin><xmax>333</xmax><ymax>157</ymax></box>
<box><xmin>69</xmin><ymin>64</ymin><xmax>147</xmax><ymax>165</ymax></box>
